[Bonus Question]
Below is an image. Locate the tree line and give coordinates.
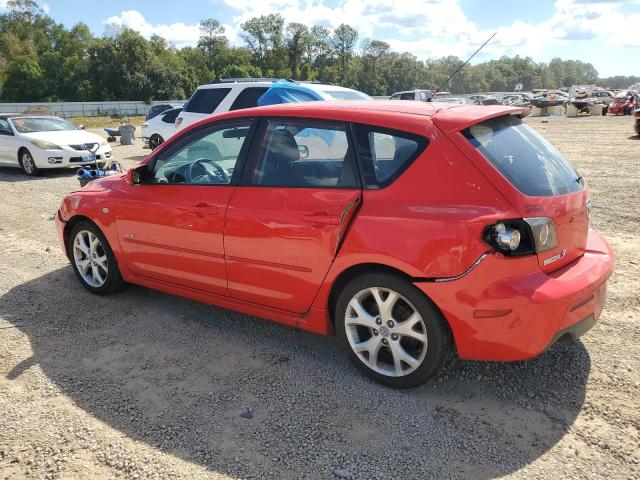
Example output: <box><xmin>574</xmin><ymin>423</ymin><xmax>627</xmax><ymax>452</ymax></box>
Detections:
<box><xmin>1</xmin><ymin>0</ymin><xmax>638</xmax><ymax>103</ymax></box>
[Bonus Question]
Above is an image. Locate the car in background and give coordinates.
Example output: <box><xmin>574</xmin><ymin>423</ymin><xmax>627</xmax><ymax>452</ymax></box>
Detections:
<box><xmin>501</xmin><ymin>93</ymin><xmax>532</xmax><ymax>108</ymax></box>
<box><xmin>608</xmin><ymin>90</ymin><xmax>638</xmax><ymax>116</ymax></box>
<box><xmin>175</xmin><ymin>78</ymin><xmax>371</xmax><ymax>131</ymax></box>
<box><xmin>571</xmin><ymin>88</ymin><xmax>614</xmax><ymax>114</ymax></box>
<box><xmin>0</xmin><ymin>114</ymin><xmax>112</xmax><ymax>176</ymax></box>
<box><xmin>531</xmin><ymin>90</ymin><xmax>568</xmax><ymax>108</ymax></box>
<box><xmin>141</xmin><ymin>107</ymin><xmax>183</xmax><ymax>150</ymax></box>
<box><xmin>55</xmin><ymin>100</ymin><xmax>613</xmax><ymax>388</ymax></box>
<box><xmin>146</xmin><ymin>103</ymin><xmax>183</xmax><ymax>121</ymax></box>
<box><xmin>467</xmin><ymin>94</ymin><xmax>500</xmax><ymax>105</ymax></box>
<box><xmin>389</xmin><ymin>89</ymin><xmax>433</xmax><ymax>101</ymax></box>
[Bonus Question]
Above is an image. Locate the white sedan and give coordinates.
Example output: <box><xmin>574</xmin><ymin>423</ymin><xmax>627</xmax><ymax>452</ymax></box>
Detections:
<box><xmin>0</xmin><ymin>115</ymin><xmax>113</xmax><ymax>176</ymax></box>
<box><xmin>141</xmin><ymin>107</ymin><xmax>182</xmax><ymax>150</ymax></box>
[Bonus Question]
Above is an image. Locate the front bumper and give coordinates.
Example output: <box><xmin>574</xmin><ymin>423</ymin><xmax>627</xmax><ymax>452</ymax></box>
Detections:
<box><xmin>417</xmin><ymin>229</ymin><xmax>613</xmax><ymax>361</ymax></box>
<box><xmin>32</xmin><ymin>145</ymin><xmax>113</xmax><ymax>169</ymax></box>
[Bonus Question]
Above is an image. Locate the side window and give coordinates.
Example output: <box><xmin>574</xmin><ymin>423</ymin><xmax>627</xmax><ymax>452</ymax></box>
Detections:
<box><xmin>353</xmin><ymin>125</ymin><xmax>428</xmax><ymax>188</ymax></box>
<box><xmin>230</xmin><ymin>87</ymin><xmax>269</xmax><ymax>110</ymax></box>
<box><xmin>161</xmin><ymin>109</ymin><xmax>181</xmax><ymax>124</ymax></box>
<box><xmin>183</xmin><ymin>88</ymin><xmax>231</xmax><ymax>114</ymax></box>
<box><xmin>419</xmin><ymin>91</ymin><xmax>428</xmax><ymax>101</ymax></box>
<box><xmin>389</xmin><ymin>94</ymin><xmax>401</xmax><ymax>100</ymax></box>
<box><xmin>400</xmin><ymin>93</ymin><xmax>415</xmax><ymax>100</ymax></box>
<box><xmin>251</xmin><ymin>120</ymin><xmax>358</xmax><ymax>188</ymax></box>
<box><xmin>151</xmin><ymin>122</ymin><xmax>252</xmax><ymax>185</ymax></box>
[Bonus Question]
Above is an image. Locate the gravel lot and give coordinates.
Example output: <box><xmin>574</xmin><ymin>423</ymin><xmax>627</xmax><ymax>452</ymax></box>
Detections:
<box><xmin>1</xmin><ymin>116</ymin><xmax>639</xmax><ymax>480</ymax></box>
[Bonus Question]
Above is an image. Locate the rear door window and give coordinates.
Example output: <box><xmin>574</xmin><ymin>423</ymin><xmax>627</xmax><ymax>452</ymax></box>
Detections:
<box><xmin>184</xmin><ymin>88</ymin><xmax>231</xmax><ymax>114</ymax></box>
<box><xmin>353</xmin><ymin>125</ymin><xmax>428</xmax><ymax>188</ymax></box>
<box><xmin>463</xmin><ymin>115</ymin><xmax>584</xmax><ymax>196</ymax></box>
<box><xmin>251</xmin><ymin>120</ymin><xmax>358</xmax><ymax>188</ymax></box>
<box><xmin>400</xmin><ymin>93</ymin><xmax>415</xmax><ymax>100</ymax></box>
<box><xmin>230</xmin><ymin>87</ymin><xmax>269</xmax><ymax>111</ymax></box>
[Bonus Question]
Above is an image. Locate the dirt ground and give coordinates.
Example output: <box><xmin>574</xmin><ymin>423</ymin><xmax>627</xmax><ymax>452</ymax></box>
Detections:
<box><xmin>0</xmin><ymin>115</ymin><xmax>638</xmax><ymax>480</ymax></box>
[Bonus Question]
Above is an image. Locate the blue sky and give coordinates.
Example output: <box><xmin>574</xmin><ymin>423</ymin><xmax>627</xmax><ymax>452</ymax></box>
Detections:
<box><xmin>5</xmin><ymin>0</ymin><xmax>640</xmax><ymax>77</ymax></box>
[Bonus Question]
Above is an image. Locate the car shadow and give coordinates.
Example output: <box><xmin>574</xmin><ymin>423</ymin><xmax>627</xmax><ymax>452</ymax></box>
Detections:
<box><xmin>627</xmin><ymin>135</ymin><xmax>640</xmax><ymax>140</ymax></box>
<box><xmin>1</xmin><ymin>268</ymin><xmax>590</xmax><ymax>479</ymax></box>
<box><xmin>0</xmin><ymin>167</ymin><xmax>78</xmax><ymax>183</ymax></box>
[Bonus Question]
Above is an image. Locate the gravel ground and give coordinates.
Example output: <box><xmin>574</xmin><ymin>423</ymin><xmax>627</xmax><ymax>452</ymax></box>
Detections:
<box><xmin>0</xmin><ymin>116</ymin><xmax>638</xmax><ymax>480</ymax></box>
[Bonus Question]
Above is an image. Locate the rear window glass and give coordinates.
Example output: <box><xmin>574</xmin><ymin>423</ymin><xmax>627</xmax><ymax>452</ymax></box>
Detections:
<box><xmin>463</xmin><ymin>115</ymin><xmax>583</xmax><ymax>197</ymax></box>
<box><xmin>353</xmin><ymin>125</ymin><xmax>428</xmax><ymax>188</ymax></box>
<box><xmin>230</xmin><ymin>87</ymin><xmax>269</xmax><ymax>110</ymax></box>
<box><xmin>184</xmin><ymin>88</ymin><xmax>231</xmax><ymax>114</ymax></box>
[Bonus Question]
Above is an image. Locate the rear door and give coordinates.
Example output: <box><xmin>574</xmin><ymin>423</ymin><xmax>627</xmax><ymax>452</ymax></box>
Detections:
<box><xmin>224</xmin><ymin>118</ymin><xmax>361</xmax><ymax>313</ymax></box>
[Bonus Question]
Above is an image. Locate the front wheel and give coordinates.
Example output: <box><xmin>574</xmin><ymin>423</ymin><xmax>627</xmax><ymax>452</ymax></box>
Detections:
<box><xmin>19</xmin><ymin>149</ymin><xmax>39</xmax><ymax>176</ymax></box>
<box><xmin>335</xmin><ymin>273</ymin><xmax>451</xmax><ymax>388</ymax></box>
<box><xmin>68</xmin><ymin>221</ymin><xmax>124</xmax><ymax>294</ymax></box>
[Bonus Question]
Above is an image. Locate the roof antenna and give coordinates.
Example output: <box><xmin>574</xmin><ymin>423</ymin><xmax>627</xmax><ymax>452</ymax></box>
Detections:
<box><xmin>429</xmin><ymin>32</ymin><xmax>497</xmax><ymax>100</ymax></box>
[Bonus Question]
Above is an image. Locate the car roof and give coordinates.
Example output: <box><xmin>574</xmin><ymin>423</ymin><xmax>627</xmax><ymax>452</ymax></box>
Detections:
<box><xmin>194</xmin><ymin>100</ymin><xmax>522</xmax><ymax>134</ymax></box>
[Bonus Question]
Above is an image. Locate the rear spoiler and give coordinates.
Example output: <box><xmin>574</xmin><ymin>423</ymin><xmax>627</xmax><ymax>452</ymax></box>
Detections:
<box><xmin>432</xmin><ymin>106</ymin><xmax>527</xmax><ymax>134</ymax></box>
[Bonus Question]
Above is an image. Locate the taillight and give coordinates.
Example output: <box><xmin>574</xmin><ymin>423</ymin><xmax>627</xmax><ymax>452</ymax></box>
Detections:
<box><xmin>485</xmin><ymin>217</ymin><xmax>557</xmax><ymax>256</ymax></box>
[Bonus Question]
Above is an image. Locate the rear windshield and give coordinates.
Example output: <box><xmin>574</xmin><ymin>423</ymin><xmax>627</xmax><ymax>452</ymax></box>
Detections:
<box><xmin>184</xmin><ymin>88</ymin><xmax>230</xmax><ymax>114</ymax></box>
<box><xmin>463</xmin><ymin>115</ymin><xmax>583</xmax><ymax>197</ymax></box>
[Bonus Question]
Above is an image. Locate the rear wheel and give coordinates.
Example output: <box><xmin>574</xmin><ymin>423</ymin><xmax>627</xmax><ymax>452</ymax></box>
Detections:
<box><xmin>19</xmin><ymin>149</ymin><xmax>39</xmax><ymax>176</ymax></box>
<box><xmin>149</xmin><ymin>134</ymin><xmax>164</xmax><ymax>150</ymax></box>
<box><xmin>68</xmin><ymin>221</ymin><xmax>123</xmax><ymax>294</ymax></box>
<box><xmin>336</xmin><ymin>272</ymin><xmax>451</xmax><ymax>388</ymax></box>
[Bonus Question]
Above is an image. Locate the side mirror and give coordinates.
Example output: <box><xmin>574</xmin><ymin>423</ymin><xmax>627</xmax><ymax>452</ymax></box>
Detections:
<box><xmin>126</xmin><ymin>164</ymin><xmax>148</xmax><ymax>185</ymax></box>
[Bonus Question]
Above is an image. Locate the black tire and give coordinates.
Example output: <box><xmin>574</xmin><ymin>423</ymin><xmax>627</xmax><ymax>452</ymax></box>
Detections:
<box><xmin>335</xmin><ymin>272</ymin><xmax>451</xmax><ymax>388</ymax></box>
<box><xmin>149</xmin><ymin>134</ymin><xmax>164</xmax><ymax>150</ymax></box>
<box><xmin>19</xmin><ymin>149</ymin><xmax>40</xmax><ymax>176</ymax></box>
<box><xmin>67</xmin><ymin>220</ymin><xmax>124</xmax><ymax>295</ymax></box>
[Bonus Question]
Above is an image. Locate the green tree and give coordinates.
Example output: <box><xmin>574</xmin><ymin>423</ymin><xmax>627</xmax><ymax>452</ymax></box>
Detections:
<box><xmin>3</xmin><ymin>55</ymin><xmax>44</xmax><ymax>101</ymax></box>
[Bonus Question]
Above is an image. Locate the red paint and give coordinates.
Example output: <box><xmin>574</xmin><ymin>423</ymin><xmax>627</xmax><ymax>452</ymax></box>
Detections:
<box><xmin>55</xmin><ymin>101</ymin><xmax>614</xmax><ymax>361</ymax></box>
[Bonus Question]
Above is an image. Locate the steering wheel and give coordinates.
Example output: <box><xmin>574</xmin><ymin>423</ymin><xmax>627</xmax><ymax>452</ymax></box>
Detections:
<box><xmin>186</xmin><ymin>158</ymin><xmax>229</xmax><ymax>184</ymax></box>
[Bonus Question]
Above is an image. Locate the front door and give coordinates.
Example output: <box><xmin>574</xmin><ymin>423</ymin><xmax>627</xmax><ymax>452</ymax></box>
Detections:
<box><xmin>224</xmin><ymin>119</ymin><xmax>361</xmax><ymax>313</ymax></box>
<box><xmin>114</xmin><ymin>120</ymin><xmax>254</xmax><ymax>295</ymax></box>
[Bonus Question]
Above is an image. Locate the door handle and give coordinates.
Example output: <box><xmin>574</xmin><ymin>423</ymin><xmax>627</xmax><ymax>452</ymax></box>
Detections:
<box><xmin>302</xmin><ymin>214</ymin><xmax>340</xmax><ymax>226</ymax></box>
<box><xmin>191</xmin><ymin>203</ymin><xmax>218</xmax><ymax>215</ymax></box>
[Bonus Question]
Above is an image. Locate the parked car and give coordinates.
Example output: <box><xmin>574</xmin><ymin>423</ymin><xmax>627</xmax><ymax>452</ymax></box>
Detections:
<box><xmin>467</xmin><ymin>94</ymin><xmax>500</xmax><ymax>105</ymax></box>
<box><xmin>571</xmin><ymin>89</ymin><xmax>614</xmax><ymax>114</ymax></box>
<box><xmin>175</xmin><ymin>78</ymin><xmax>370</xmax><ymax>131</ymax></box>
<box><xmin>389</xmin><ymin>89</ymin><xmax>433</xmax><ymax>101</ymax></box>
<box><xmin>141</xmin><ymin>108</ymin><xmax>183</xmax><ymax>150</ymax></box>
<box><xmin>531</xmin><ymin>90</ymin><xmax>568</xmax><ymax>108</ymax></box>
<box><xmin>501</xmin><ymin>93</ymin><xmax>532</xmax><ymax>108</ymax></box>
<box><xmin>55</xmin><ymin>101</ymin><xmax>613</xmax><ymax>388</ymax></box>
<box><xmin>0</xmin><ymin>114</ymin><xmax>112</xmax><ymax>176</ymax></box>
<box><xmin>146</xmin><ymin>103</ymin><xmax>183</xmax><ymax>121</ymax></box>
<box><xmin>608</xmin><ymin>90</ymin><xmax>638</xmax><ymax>115</ymax></box>
<box><xmin>634</xmin><ymin>108</ymin><xmax>640</xmax><ymax>135</ymax></box>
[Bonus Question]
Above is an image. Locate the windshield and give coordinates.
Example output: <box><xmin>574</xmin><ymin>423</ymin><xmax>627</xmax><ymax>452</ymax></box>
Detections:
<box><xmin>322</xmin><ymin>90</ymin><xmax>371</xmax><ymax>100</ymax></box>
<box><xmin>463</xmin><ymin>115</ymin><xmax>584</xmax><ymax>197</ymax></box>
<box><xmin>10</xmin><ymin>117</ymin><xmax>78</xmax><ymax>133</ymax></box>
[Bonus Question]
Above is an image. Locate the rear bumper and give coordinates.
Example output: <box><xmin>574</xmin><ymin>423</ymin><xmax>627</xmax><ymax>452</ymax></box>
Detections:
<box><xmin>416</xmin><ymin>229</ymin><xmax>613</xmax><ymax>361</ymax></box>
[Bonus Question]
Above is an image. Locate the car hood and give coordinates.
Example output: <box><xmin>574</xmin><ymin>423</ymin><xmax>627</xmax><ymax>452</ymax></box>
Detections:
<box><xmin>21</xmin><ymin>130</ymin><xmax>105</xmax><ymax>145</ymax></box>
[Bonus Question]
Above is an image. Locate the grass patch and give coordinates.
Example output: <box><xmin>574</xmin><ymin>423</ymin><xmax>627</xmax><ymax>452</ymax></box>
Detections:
<box><xmin>68</xmin><ymin>115</ymin><xmax>146</xmax><ymax>130</ymax></box>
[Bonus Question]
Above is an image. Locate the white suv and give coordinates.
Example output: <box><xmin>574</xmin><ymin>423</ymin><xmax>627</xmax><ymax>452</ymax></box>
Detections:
<box><xmin>175</xmin><ymin>78</ymin><xmax>370</xmax><ymax>130</ymax></box>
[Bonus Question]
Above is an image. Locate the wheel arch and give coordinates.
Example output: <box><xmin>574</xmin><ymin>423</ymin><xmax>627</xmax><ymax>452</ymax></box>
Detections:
<box><xmin>63</xmin><ymin>215</ymin><xmax>101</xmax><ymax>258</ymax></box>
<box><xmin>17</xmin><ymin>146</ymin><xmax>30</xmax><ymax>161</ymax></box>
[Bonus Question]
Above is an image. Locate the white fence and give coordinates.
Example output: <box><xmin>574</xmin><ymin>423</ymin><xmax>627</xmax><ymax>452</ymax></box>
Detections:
<box><xmin>0</xmin><ymin>100</ymin><xmax>184</xmax><ymax>117</ymax></box>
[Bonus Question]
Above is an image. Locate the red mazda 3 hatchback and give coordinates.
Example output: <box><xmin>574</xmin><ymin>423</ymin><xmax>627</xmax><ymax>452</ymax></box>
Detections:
<box><xmin>55</xmin><ymin>101</ymin><xmax>613</xmax><ymax>388</ymax></box>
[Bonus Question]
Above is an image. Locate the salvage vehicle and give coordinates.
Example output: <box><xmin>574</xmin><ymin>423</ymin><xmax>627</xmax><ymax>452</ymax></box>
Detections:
<box><xmin>571</xmin><ymin>89</ymin><xmax>614</xmax><ymax>114</ymax></box>
<box><xmin>389</xmin><ymin>89</ymin><xmax>433</xmax><ymax>101</ymax></box>
<box><xmin>141</xmin><ymin>107</ymin><xmax>183</xmax><ymax>150</ymax></box>
<box><xmin>55</xmin><ymin>101</ymin><xmax>613</xmax><ymax>388</ymax></box>
<box><xmin>175</xmin><ymin>78</ymin><xmax>370</xmax><ymax>131</ymax></box>
<box><xmin>530</xmin><ymin>90</ymin><xmax>568</xmax><ymax>108</ymax></box>
<box><xmin>608</xmin><ymin>90</ymin><xmax>638</xmax><ymax>116</ymax></box>
<box><xmin>0</xmin><ymin>114</ymin><xmax>112</xmax><ymax>176</ymax></box>
<box><xmin>501</xmin><ymin>93</ymin><xmax>532</xmax><ymax>108</ymax></box>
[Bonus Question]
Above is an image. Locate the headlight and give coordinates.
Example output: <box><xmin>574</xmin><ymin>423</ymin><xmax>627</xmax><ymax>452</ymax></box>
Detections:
<box><xmin>31</xmin><ymin>139</ymin><xmax>62</xmax><ymax>150</ymax></box>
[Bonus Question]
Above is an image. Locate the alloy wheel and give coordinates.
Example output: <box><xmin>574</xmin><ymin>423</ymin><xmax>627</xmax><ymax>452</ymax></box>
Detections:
<box><xmin>150</xmin><ymin>135</ymin><xmax>163</xmax><ymax>150</ymax></box>
<box><xmin>22</xmin><ymin>153</ymin><xmax>35</xmax><ymax>174</ymax></box>
<box><xmin>344</xmin><ymin>287</ymin><xmax>428</xmax><ymax>377</ymax></box>
<box><xmin>73</xmin><ymin>230</ymin><xmax>108</xmax><ymax>287</ymax></box>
